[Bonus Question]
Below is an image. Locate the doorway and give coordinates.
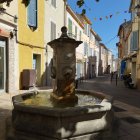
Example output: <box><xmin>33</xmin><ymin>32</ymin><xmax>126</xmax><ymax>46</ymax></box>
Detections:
<box><xmin>0</xmin><ymin>39</ymin><xmax>6</xmax><ymax>93</ymax></box>
<box><xmin>132</xmin><ymin>61</ymin><xmax>136</xmax><ymax>85</ymax></box>
<box><xmin>33</xmin><ymin>54</ymin><xmax>41</xmax><ymax>85</ymax></box>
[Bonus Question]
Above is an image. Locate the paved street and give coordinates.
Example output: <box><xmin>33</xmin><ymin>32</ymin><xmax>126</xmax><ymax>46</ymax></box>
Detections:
<box><xmin>0</xmin><ymin>74</ymin><xmax>140</xmax><ymax>140</ymax></box>
<box><xmin>78</xmin><ymin>74</ymin><xmax>140</xmax><ymax>140</ymax></box>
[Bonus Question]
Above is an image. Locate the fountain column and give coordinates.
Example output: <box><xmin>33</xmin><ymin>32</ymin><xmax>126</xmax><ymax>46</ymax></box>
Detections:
<box><xmin>47</xmin><ymin>26</ymin><xmax>82</xmax><ymax>104</ymax></box>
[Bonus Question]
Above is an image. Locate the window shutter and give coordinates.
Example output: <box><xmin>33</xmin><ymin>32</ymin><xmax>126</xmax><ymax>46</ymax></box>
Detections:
<box><xmin>130</xmin><ymin>33</ymin><xmax>133</xmax><ymax>51</ymax></box>
<box><xmin>51</xmin><ymin>0</ymin><xmax>56</xmax><ymax>8</ymax></box>
<box><xmin>75</xmin><ymin>26</ymin><xmax>77</xmax><ymax>39</ymax></box>
<box><xmin>27</xmin><ymin>0</ymin><xmax>37</xmax><ymax>27</ymax></box>
<box><xmin>79</xmin><ymin>31</ymin><xmax>82</xmax><ymax>40</ymax></box>
<box><xmin>131</xmin><ymin>31</ymin><xmax>139</xmax><ymax>51</ymax></box>
<box><xmin>68</xmin><ymin>18</ymin><xmax>72</xmax><ymax>34</ymax></box>
<box><xmin>51</xmin><ymin>21</ymin><xmax>56</xmax><ymax>41</ymax></box>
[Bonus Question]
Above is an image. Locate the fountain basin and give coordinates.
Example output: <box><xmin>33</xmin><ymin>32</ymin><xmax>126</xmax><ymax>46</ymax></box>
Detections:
<box><xmin>7</xmin><ymin>89</ymin><xmax>113</xmax><ymax>140</ymax></box>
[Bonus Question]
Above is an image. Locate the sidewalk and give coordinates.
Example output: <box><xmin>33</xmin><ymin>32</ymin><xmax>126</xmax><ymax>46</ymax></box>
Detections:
<box><xmin>0</xmin><ymin>77</ymin><xmax>140</xmax><ymax>140</ymax></box>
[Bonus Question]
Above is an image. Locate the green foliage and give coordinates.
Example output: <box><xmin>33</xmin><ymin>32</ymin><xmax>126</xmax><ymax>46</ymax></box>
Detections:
<box><xmin>77</xmin><ymin>0</ymin><xmax>84</xmax><ymax>8</ymax></box>
<box><xmin>76</xmin><ymin>0</ymin><xmax>100</xmax><ymax>15</ymax></box>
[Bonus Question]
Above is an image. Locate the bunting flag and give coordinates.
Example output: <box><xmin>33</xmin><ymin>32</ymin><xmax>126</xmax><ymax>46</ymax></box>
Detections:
<box><xmin>93</xmin><ymin>10</ymin><xmax>128</xmax><ymax>21</ymax></box>
<box><xmin>110</xmin><ymin>15</ymin><xmax>113</xmax><ymax>18</ymax></box>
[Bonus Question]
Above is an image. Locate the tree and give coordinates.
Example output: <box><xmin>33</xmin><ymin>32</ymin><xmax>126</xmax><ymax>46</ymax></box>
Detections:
<box><xmin>76</xmin><ymin>0</ymin><xmax>100</xmax><ymax>15</ymax></box>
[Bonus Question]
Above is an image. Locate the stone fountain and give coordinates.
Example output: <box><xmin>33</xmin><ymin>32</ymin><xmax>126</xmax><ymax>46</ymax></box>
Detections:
<box><xmin>6</xmin><ymin>27</ymin><xmax>113</xmax><ymax>140</ymax></box>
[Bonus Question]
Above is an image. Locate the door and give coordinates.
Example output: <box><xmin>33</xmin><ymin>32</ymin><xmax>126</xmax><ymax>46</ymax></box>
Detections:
<box><xmin>132</xmin><ymin>62</ymin><xmax>136</xmax><ymax>85</ymax></box>
<box><xmin>0</xmin><ymin>40</ymin><xmax>6</xmax><ymax>93</ymax></box>
<box><xmin>33</xmin><ymin>54</ymin><xmax>41</xmax><ymax>85</ymax></box>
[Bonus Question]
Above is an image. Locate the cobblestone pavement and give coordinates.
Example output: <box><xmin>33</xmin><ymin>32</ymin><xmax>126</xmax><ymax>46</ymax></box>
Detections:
<box><xmin>0</xmin><ymin>75</ymin><xmax>140</xmax><ymax>140</ymax></box>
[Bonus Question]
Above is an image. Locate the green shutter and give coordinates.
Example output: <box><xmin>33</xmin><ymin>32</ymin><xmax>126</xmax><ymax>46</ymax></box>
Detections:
<box><xmin>131</xmin><ymin>31</ymin><xmax>138</xmax><ymax>51</ymax></box>
<box><xmin>75</xmin><ymin>26</ymin><xmax>77</xmax><ymax>39</ymax></box>
<box><xmin>68</xmin><ymin>18</ymin><xmax>72</xmax><ymax>34</ymax></box>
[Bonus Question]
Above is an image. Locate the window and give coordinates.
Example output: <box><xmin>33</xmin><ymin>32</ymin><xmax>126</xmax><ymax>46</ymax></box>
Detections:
<box><xmin>84</xmin><ymin>24</ymin><xmax>87</xmax><ymax>35</ymax></box>
<box><xmin>50</xmin><ymin>21</ymin><xmax>56</xmax><ymax>41</ymax></box>
<box><xmin>27</xmin><ymin>0</ymin><xmax>37</xmax><ymax>28</ymax></box>
<box><xmin>68</xmin><ymin>18</ymin><xmax>72</xmax><ymax>34</ymax></box>
<box><xmin>79</xmin><ymin>31</ymin><xmax>82</xmax><ymax>41</ymax></box>
<box><xmin>51</xmin><ymin>0</ymin><xmax>56</xmax><ymax>8</ymax></box>
<box><xmin>84</xmin><ymin>42</ymin><xmax>88</xmax><ymax>55</ymax></box>
<box><xmin>75</xmin><ymin>26</ymin><xmax>77</xmax><ymax>39</ymax></box>
<box><xmin>130</xmin><ymin>31</ymin><xmax>139</xmax><ymax>51</ymax></box>
<box><xmin>89</xmin><ymin>48</ymin><xmax>92</xmax><ymax>56</ymax></box>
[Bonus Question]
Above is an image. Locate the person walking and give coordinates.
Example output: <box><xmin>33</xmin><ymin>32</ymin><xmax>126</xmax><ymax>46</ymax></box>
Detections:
<box><xmin>110</xmin><ymin>71</ymin><xmax>114</xmax><ymax>83</ymax></box>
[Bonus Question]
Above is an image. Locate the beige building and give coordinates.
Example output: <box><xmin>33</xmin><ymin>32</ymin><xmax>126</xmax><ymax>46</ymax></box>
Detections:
<box><xmin>117</xmin><ymin>0</ymin><xmax>140</xmax><ymax>88</ymax></box>
<box><xmin>66</xmin><ymin>5</ymin><xmax>85</xmax><ymax>80</ymax></box>
<box><xmin>90</xmin><ymin>29</ymin><xmax>101</xmax><ymax>77</ymax></box>
<box><xmin>99</xmin><ymin>43</ymin><xmax>108</xmax><ymax>74</ymax></box>
<box><xmin>117</xmin><ymin>21</ymin><xmax>132</xmax><ymax>78</ymax></box>
<box><xmin>129</xmin><ymin>0</ymin><xmax>140</xmax><ymax>89</ymax></box>
<box><xmin>0</xmin><ymin>0</ymin><xmax>18</xmax><ymax>93</ymax></box>
<box><xmin>45</xmin><ymin>0</ymin><xmax>65</xmax><ymax>86</ymax></box>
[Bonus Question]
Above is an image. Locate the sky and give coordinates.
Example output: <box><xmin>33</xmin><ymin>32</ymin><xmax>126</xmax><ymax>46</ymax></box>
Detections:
<box><xmin>67</xmin><ymin>0</ymin><xmax>131</xmax><ymax>58</ymax></box>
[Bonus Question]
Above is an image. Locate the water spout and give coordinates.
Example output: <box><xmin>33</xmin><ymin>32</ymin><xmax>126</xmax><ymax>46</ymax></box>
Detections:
<box><xmin>29</xmin><ymin>84</ymin><xmax>38</xmax><ymax>95</ymax></box>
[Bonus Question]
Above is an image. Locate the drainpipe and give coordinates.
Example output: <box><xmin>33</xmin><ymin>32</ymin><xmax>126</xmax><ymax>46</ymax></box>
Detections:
<box><xmin>64</xmin><ymin>0</ymin><xmax>67</xmax><ymax>26</ymax></box>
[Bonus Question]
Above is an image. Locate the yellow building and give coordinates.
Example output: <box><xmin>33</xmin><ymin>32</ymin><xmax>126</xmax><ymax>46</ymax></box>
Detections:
<box><xmin>18</xmin><ymin>0</ymin><xmax>46</xmax><ymax>89</ymax></box>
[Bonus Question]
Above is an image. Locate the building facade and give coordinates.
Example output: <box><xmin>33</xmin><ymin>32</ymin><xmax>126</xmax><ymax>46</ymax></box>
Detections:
<box><xmin>0</xmin><ymin>0</ymin><xmax>18</xmax><ymax>93</ymax></box>
<box><xmin>117</xmin><ymin>0</ymin><xmax>140</xmax><ymax>88</ymax></box>
<box><xmin>66</xmin><ymin>6</ymin><xmax>85</xmax><ymax>80</ymax></box>
<box><xmin>129</xmin><ymin>0</ymin><xmax>140</xmax><ymax>88</ymax></box>
<box><xmin>45</xmin><ymin>0</ymin><xmax>65</xmax><ymax>86</ymax></box>
<box><xmin>99</xmin><ymin>43</ymin><xmax>108</xmax><ymax>74</ymax></box>
<box><xmin>18</xmin><ymin>0</ymin><xmax>46</xmax><ymax>89</ymax></box>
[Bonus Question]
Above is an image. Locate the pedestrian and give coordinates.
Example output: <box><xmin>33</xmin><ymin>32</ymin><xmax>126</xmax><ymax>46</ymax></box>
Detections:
<box><xmin>115</xmin><ymin>72</ymin><xmax>118</xmax><ymax>86</ymax></box>
<box><xmin>110</xmin><ymin>71</ymin><xmax>114</xmax><ymax>83</ymax></box>
<box><xmin>75</xmin><ymin>75</ymin><xmax>78</xmax><ymax>89</ymax></box>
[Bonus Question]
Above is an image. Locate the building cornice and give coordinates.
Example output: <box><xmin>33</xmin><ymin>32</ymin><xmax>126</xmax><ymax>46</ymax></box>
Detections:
<box><xmin>90</xmin><ymin>28</ymin><xmax>102</xmax><ymax>41</ymax></box>
<box><xmin>0</xmin><ymin>17</ymin><xmax>17</xmax><ymax>28</ymax></box>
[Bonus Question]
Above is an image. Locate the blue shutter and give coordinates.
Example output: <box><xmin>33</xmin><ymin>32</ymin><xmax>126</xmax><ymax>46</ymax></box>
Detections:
<box><xmin>27</xmin><ymin>0</ymin><xmax>37</xmax><ymax>27</ymax></box>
